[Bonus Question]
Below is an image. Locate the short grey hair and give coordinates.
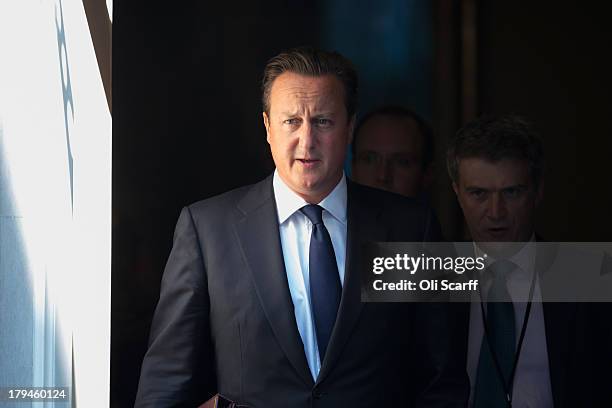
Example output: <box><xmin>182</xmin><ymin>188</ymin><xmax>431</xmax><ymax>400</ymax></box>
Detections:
<box><xmin>447</xmin><ymin>114</ymin><xmax>544</xmax><ymax>185</ymax></box>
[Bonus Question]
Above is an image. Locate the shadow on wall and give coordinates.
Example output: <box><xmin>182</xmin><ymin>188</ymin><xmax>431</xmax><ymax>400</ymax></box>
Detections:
<box><xmin>0</xmin><ymin>125</ymin><xmax>35</xmax><ymax>394</ymax></box>
<box><xmin>0</xmin><ymin>114</ymin><xmax>69</xmax><ymax>407</ymax></box>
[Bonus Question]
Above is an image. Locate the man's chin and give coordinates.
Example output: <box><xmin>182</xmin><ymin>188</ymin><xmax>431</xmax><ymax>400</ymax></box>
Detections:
<box><xmin>285</xmin><ymin>177</ymin><xmax>325</xmax><ymax>201</ymax></box>
<box><xmin>296</xmin><ymin>176</ymin><xmax>323</xmax><ymax>191</ymax></box>
<box><xmin>475</xmin><ymin>239</ymin><xmax>525</xmax><ymax>258</ymax></box>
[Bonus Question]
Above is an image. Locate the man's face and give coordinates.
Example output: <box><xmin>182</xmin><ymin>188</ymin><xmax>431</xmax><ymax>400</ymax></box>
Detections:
<box><xmin>263</xmin><ymin>72</ymin><xmax>353</xmax><ymax>203</ymax></box>
<box><xmin>453</xmin><ymin>158</ymin><xmax>543</xmax><ymax>243</ymax></box>
<box><xmin>351</xmin><ymin>115</ymin><xmax>431</xmax><ymax>197</ymax></box>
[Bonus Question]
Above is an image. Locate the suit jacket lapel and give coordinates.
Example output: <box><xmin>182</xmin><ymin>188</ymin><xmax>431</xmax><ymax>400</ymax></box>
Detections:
<box><xmin>316</xmin><ymin>181</ymin><xmax>387</xmax><ymax>384</ymax></box>
<box><xmin>233</xmin><ymin>176</ymin><xmax>314</xmax><ymax>387</ymax></box>
<box><xmin>537</xmin><ymin>242</ymin><xmax>576</xmax><ymax>407</ymax></box>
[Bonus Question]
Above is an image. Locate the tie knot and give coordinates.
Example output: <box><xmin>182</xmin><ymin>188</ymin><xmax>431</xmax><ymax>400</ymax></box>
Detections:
<box><xmin>489</xmin><ymin>259</ymin><xmax>516</xmax><ymax>281</ymax></box>
<box><xmin>300</xmin><ymin>204</ymin><xmax>324</xmax><ymax>225</ymax></box>
<box><xmin>485</xmin><ymin>259</ymin><xmax>516</xmax><ymax>302</ymax></box>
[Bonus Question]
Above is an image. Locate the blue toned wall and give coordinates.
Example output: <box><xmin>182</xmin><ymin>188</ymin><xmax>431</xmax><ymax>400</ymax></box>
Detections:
<box><xmin>321</xmin><ymin>0</ymin><xmax>433</xmax><ymax>118</ymax></box>
<box><xmin>318</xmin><ymin>0</ymin><xmax>434</xmax><ymax>170</ymax></box>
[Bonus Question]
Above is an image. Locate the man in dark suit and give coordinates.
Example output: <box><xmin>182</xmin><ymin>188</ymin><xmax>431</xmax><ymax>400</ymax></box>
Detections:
<box><xmin>135</xmin><ymin>47</ymin><xmax>468</xmax><ymax>407</ymax></box>
<box><xmin>448</xmin><ymin>114</ymin><xmax>612</xmax><ymax>407</ymax></box>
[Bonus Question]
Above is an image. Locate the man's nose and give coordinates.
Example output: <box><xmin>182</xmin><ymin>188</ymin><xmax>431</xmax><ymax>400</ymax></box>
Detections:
<box><xmin>376</xmin><ymin>159</ymin><xmax>393</xmax><ymax>184</ymax></box>
<box><xmin>297</xmin><ymin>121</ymin><xmax>315</xmax><ymax>151</ymax></box>
<box><xmin>487</xmin><ymin>193</ymin><xmax>507</xmax><ymax>220</ymax></box>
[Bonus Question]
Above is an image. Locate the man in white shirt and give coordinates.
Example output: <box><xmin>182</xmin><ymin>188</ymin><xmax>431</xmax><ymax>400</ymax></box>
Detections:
<box><xmin>448</xmin><ymin>114</ymin><xmax>612</xmax><ymax>407</ymax></box>
<box><xmin>136</xmin><ymin>47</ymin><xmax>468</xmax><ymax>408</ymax></box>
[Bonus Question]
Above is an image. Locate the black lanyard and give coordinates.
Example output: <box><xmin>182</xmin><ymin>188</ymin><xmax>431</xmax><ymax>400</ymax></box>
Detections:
<box><xmin>477</xmin><ymin>268</ymin><xmax>537</xmax><ymax>408</ymax></box>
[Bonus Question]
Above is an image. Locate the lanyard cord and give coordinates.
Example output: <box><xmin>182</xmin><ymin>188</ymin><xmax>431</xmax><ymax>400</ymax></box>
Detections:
<box><xmin>477</xmin><ymin>268</ymin><xmax>537</xmax><ymax>408</ymax></box>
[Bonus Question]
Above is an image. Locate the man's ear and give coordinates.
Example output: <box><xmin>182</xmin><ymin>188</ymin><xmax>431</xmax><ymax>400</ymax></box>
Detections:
<box><xmin>452</xmin><ymin>181</ymin><xmax>459</xmax><ymax>197</ymax></box>
<box><xmin>535</xmin><ymin>178</ymin><xmax>544</xmax><ymax>206</ymax></box>
<box><xmin>452</xmin><ymin>181</ymin><xmax>466</xmax><ymax>211</ymax></box>
<box><xmin>347</xmin><ymin>115</ymin><xmax>356</xmax><ymax>146</ymax></box>
<box><xmin>263</xmin><ymin>111</ymin><xmax>271</xmax><ymax>143</ymax></box>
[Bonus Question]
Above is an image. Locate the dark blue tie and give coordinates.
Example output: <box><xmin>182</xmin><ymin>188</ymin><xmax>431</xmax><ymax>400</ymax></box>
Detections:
<box><xmin>300</xmin><ymin>204</ymin><xmax>341</xmax><ymax>362</ymax></box>
<box><xmin>474</xmin><ymin>259</ymin><xmax>517</xmax><ymax>408</ymax></box>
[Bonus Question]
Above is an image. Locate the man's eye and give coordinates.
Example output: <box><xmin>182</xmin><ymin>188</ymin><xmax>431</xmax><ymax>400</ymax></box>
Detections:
<box><xmin>315</xmin><ymin>118</ymin><xmax>332</xmax><ymax>127</ymax></box>
<box><xmin>502</xmin><ymin>187</ymin><xmax>523</xmax><ymax>199</ymax></box>
<box><xmin>283</xmin><ymin>118</ymin><xmax>300</xmax><ymax>125</ymax></box>
<box><xmin>359</xmin><ymin>152</ymin><xmax>379</xmax><ymax>165</ymax></box>
<box><xmin>393</xmin><ymin>158</ymin><xmax>415</xmax><ymax>168</ymax></box>
<box><xmin>469</xmin><ymin>190</ymin><xmax>486</xmax><ymax>199</ymax></box>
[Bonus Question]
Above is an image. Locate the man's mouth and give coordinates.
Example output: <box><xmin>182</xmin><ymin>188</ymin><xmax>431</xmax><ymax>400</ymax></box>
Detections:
<box><xmin>486</xmin><ymin>227</ymin><xmax>509</xmax><ymax>237</ymax></box>
<box><xmin>296</xmin><ymin>158</ymin><xmax>320</xmax><ymax>165</ymax></box>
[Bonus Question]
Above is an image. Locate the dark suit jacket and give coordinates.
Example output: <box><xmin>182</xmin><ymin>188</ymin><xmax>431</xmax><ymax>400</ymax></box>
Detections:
<box><xmin>135</xmin><ymin>176</ymin><xmax>468</xmax><ymax>407</ymax></box>
<box><xmin>537</xmin><ymin>244</ymin><xmax>612</xmax><ymax>407</ymax></box>
<box><xmin>454</xmin><ymin>242</ymin><xmax>612</xmax><ymax>407</ymax></box>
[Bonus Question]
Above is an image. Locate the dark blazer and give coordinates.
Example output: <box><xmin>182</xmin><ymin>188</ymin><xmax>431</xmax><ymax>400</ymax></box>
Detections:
<box><xmin>537</xmin><ymin>244</ymin><xmax>612</xmax><ymax>407</ymax></box>
<box><xmin>135</xmin><ymin>176</ymin><xmax>468</xmax><ymax>408</ymax></box>
<box><xmin>455</xmin><ymin>242</ymin><xmax>612</xmax><ymax>407</ymax></box>
<box><xmin>541</xmin><ymin>302</ymin><xmax>612</xmax><ymax>407</ymax></box>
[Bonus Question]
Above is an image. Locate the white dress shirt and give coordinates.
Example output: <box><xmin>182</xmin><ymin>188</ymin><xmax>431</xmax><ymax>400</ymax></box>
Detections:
<box><xmin>468</xmin><ymin>238</ymin><xmax>553</xmax><ymax>408</ymax></box>
<box><xmin>272</xmin><ymin>170</ymin><xmax>347</xmax><ymax>381</ymax></box>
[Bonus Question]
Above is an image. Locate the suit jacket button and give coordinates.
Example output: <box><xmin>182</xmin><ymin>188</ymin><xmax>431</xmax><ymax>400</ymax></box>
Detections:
<box><xmin>312</xmin><ymin>389</ymin><xmax>323</xmax><ymax>399</ymax></box>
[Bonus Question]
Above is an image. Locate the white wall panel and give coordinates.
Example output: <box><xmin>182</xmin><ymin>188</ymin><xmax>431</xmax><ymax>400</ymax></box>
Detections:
<box><xmin>0</xmin><ymin>0</ymin><xmax>111</xmax><ymax>406</ymax></box>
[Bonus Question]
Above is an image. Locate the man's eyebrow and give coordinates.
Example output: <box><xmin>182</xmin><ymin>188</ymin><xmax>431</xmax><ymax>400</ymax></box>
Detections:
<box><xmin>502</xmin><ymin>184</ymin><xmax>528</xmax><ymax>190</ymax></box>
<box><xmin>391</xmin><ymin>152</ymin><xmax>418</xmax><ymax>158</ymax></box>
<box><xmin>311</xmin><ymin>111</ymin><xmax>334</xmax><ymax>116</ymax></box>
<box><xmin>278</xmin><ymin>111</ymin><xmax>299</xmax><ymax>117</ymax></box>
<box><xmin>277</xmin><ymin>110</ymin><xmax>335</xmax><ymax>117</ymax></box>
<box><xmin>464</xmin><ymin>184</ymin><xmax>528</xmax><ymax>191</ymax></box>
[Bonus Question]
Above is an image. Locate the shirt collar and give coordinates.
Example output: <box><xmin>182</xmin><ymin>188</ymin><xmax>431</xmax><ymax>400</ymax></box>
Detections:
<box><xmin>474</xmin><ymin>234</ymin><xmax>537</xmax><ymax>276</ymax></box>
<box><xmin>272</xmin><ymin>169</ymin><xmax>347</xmax><ymax>225</ymax></box>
